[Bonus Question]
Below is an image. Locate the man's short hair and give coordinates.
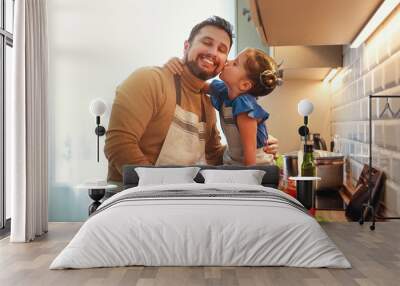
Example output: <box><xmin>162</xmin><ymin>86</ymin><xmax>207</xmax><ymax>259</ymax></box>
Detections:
<box><xmin>188</xmin><ymin>16</ymin><xmax>234</xmax><ymax>49</ymax></box>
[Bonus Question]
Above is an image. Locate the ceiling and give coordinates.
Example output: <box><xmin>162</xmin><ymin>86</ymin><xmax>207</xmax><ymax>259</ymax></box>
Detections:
<box><xmin>249</xmin><ymin>0</ymin><xmax>384</xmax><ymax>46</ymax></box>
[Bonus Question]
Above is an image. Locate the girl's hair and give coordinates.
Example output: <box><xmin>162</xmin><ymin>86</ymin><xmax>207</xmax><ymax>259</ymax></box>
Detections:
<box><xmin>243</xmin><ymin>48</ymin><xmax>283</xmax><ymax>97</ymax></box>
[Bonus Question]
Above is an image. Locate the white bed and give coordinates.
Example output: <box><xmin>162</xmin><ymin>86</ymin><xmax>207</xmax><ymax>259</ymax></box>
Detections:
<box><xmin>50</xmin><ymin>183</ymin><xmax>351</xmax><ymax>269</ymax></box>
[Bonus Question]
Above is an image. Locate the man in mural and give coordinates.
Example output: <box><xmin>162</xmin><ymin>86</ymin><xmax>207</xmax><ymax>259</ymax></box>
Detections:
<box><xmin>104</xmin><ymin>16</ymin><xmax>278</xmax><ymax>182</ymax></box>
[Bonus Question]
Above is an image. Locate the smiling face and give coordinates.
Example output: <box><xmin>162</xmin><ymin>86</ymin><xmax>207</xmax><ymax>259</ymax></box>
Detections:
<box><xmin>220</xmin><ymin>50</ymin><xmax>253</xmax><ymax>99</ymax></box>
<box><xmin>183</xmin><ymin>25</ymin><xmax>231</xmax><ymax>80</ymax></box>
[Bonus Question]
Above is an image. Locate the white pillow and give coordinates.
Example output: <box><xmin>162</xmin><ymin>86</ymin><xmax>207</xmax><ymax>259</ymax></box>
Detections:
<box><xmin>136</xmin><ymin>167</ymin><xmax>200</xmax><ymax>186</ymax></box>
<box><xmin>200</xmin><ymin>169</ymin><xmax>266</xmax><ymax>185</ymax></box>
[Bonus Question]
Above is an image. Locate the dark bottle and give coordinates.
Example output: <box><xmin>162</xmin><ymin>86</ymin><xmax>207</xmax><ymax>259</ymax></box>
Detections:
<box><xmin>301</xmin><ymin>144</ymin><xmax>316</xmax><ymax>177</ymax></box>
<box><xmin>297</xmin><ymin>144</ymin><xmax>316</xmax><ymax>210</ymax></box>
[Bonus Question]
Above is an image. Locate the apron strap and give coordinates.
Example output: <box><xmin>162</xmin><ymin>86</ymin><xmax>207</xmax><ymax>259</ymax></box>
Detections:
<box><xmin>174</xmin><ymin>75</ymin><xmax>207</xmax><ymax>123</ymax></box>
<box><xmin>174</xmin><ymin>75</ymin><xmax>182</xmax><ymax>105</ymax></box>
<box><xmin>200</xmin><ymin>93</ymin><xmax>206</xmax><ymax>123</ymax></box>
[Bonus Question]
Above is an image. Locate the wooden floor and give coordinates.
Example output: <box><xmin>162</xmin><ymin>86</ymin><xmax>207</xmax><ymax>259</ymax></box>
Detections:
<box><xmin>1</xmin><ymin>221</ymin><xmax>399</xmax><ymax>286</ymax></box>
<box><xmin>315</xmin><ymin>210</ymin><xmax>347</xmax><ymax>222</ymax></box>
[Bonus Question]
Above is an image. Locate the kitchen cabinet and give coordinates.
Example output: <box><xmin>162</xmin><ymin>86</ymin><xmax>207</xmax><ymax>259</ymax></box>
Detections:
<box><xmin>248</xmin><ymin>0</ymin><xmax>383</xmax><ymax>46</ymax></box>
<box><xmin>236</xmin><ymin>0</ymin><xmax>270</xmax><ymax>55</ymax></box>
<box><xmin>237</xmin><ymin>0</ymin><xmax>348</xmax><ymax>79</ymax></box>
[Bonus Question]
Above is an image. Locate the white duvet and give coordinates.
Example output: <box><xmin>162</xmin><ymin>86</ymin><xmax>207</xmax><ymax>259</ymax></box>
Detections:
<box><xmin>50</xmin><ymin>183</ymin><xmax>351</xmax><ymax>269</ymax></box>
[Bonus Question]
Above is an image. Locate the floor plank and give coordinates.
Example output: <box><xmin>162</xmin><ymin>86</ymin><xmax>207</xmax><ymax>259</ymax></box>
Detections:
<box><xmin>1</xmin><ymin>221</ymin><xmax>399</xmax><ymax>286</ymax></box>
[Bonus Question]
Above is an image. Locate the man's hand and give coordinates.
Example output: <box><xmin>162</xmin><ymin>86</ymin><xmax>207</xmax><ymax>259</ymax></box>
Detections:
<box><xmin>164</xmin><ymin>57</ymin><xmax>184</xmax><ymax>75</ymax></box>
<box><xmin>263</xmin><ymin>135</ymin><xmax>279</xmax><ymax>158</ymax></box>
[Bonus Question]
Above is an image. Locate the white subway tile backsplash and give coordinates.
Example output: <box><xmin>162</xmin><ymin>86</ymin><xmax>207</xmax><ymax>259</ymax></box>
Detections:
<box><xmin>392</xmin><ymin>31</ymin><xmax>400</xmax><ymax>57</ymax></box>
<box><xmin>397</xmin><ymin>52</ymin><xmax>400</xmax><ymax>83</ymax></box>
<box><xmin>389</xmin><ymin>152</ymin><xmax>400</xmax><ymax>184</ymax></box>
<box><xmin>383</xmin><ymin>55</ymin><xmax>398</xmax><ymax>88</ymax></box>
<box><xmin>358</xmin><ymin>122</ymin><xmax>366</xmax><ymax>143</ymax></box>
<box><xmin>350</xmin><ymin>48</ymin><xmax>357</xmax><ymax>66</ymax></box>
<box><xmin>371</xmin><ymin>97</ymin><xmax>378</xmax><ymax>120</ymax></box>
<box><xmin>332</xmin><ymin>94</ymin><xmax>338</xmax><ymax>108</ymax></box>
<box><xmin>338</xmin><ymin>91</ymin><xmax>344</xmax><ymax>106</ymax></box>
<box><xmin>344</xmin><ymin>122</ymin><xmax>350</xmax><ymax>138</ymax></box>
<box><xmin>349</xmin><ymin>105</ymin><xmax>356</xmax><ymax>121</ymax></box>
<box><xmin>356</xmin><ymin>119</ymin><xmax>362</xmax><ymax>140</ymax></box>
<box><xmin>355</xmin><ymin>139</ymin><xmax>361</xmax><ymax>153</ymax></box>
<box><xmin>384</xmin><ymin>181</ymin><xmax>400</xmax><ymax>216</ymax></box>
<box><xmin>375</xmin><ymin>32</ymin><xmax>390</xmax><ymax>65</ymax></box>
<box><xmin>358</xmin><ymin>104</ymin><xmax>364</xmax><ymax>122</ymax></box>
<box><xmin>373</xmin><ymin>121</ymin><xmax>385</xmax><ymax>147</ymax></box>
<box><xmin>359</xmin><ymin>45</ymin><xmax>366</xmax><ymax>74</ymax></box>
<box><xmin>356</xmin><ymin>58</ymin><xmax>362</xmax><ymax>79</ymax></box>
<box><xmin>365</xmin><ymin>42</ymin><xmax>378</xmax><ymax>71</ymax></box>
<box><xmin>350</xmin><ymin>158</ymin><xmax>363</xmax><ymax>181</ymax></box>
<box><xmin>349</xmin><ymin>103</ymin><xmax>355</xmax><ymax>121</ymax></box>
<box><xmin>383</xmin><ymin>122</ymin><xmax>396</xmax><ymax>150</ymax></box>
<box><xmin>377</xmin><ymin>149</ymin><xmax>391</xmax><ymax>175</ymax></box>
<box><xmin>351</xmin><ymin>87</ymin><xmax>356</xmax><ymax>101</ymax></box>
<box><xmin>330</xmin><ymin>15</ymin><xmax>400</xmax><ymax>215</ymax></box>
<box><xmin>389</xmin><ymin>98</ymin><xmax>400</xmax><ymax>116</ymax></box>
<box><xmin>364</xmin><ymin>71</ymin><xmax>373</xmax><ymax>96</ymax></box>
<box><xmin>383</xmin><ymin>121</ymin><xmax>400</xmax><ymax>151</ymax></box>
<box><xmin>357</xmin><ymin>78</ymin><xmax>364</xmax><ymax>99</ymax></box>
<box><xmin>331</xmin><ymin>80</ymin><xmax>342</xmax><ymax>95</ymax></box>
<box><xmin>366</xmin><ymin>122</ymin><xmax>372</xmax><ymax>144</ymax></box>
<box><xmin>348</xmin><ymin>84</ymin><xmax>353</xmax><ymax>101</ymax></box>
<box><xmin>372</xmin><ymin>152</ymin><xmax>379</xmax><ymax>168</ymax></box>
<box><xmin>333</xmin><ymin>107</ymin><xmax>339</xmax><ymax>122</ymax></box>
<box><xmin>362</xmin><ymin>143</ymin><xmax>369</xmax><ymax>164</ymax></box>
<box><xmin>361</xmin><ymin>44</ymin><xmax>369</xmax><ymax>73</ymax></box>
<box><xmin>360</xmin><ymin>97</ymin><xmax>368</xmax><ymax>121</ymax></box>
<box><xmin>391</xmin><ymin>153</ymin><xmax>400</xmax><ymax>184</ymax></box>
<box><xmin>373</xmin><ymin>66</ymin><xmax>384</xmax><ymax>93</ymax></box>
<box><xmin>350</xmin><ymin>141</ymin><xmax>355</xmax><ymax>154</ymax></box>
<box><xmin>387</xmin><ymin>12</ymin><xmax>400</xmax><ymax>56</ymax></box>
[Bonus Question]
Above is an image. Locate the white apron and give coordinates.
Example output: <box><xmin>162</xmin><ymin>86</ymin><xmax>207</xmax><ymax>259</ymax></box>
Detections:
<box><xmin>219</xmin><ymin>104</ymin><xmax>274</xmax><ymax>166</ymax></box>
<box><xmin>156</xmin><ymin>75</ymin><xmax>207</xmax><ymax>165</ymax></box>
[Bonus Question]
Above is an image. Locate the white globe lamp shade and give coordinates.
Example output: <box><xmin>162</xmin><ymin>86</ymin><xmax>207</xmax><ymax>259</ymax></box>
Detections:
<box><xmin>298</xmin><ymin>99</ymin><xmax>314</xmax><ymax>116</ymax></box>
<box><xmin>89</xmin><ymin>98</ymin><xmax>107</xmax><ymax>116</ymax></box>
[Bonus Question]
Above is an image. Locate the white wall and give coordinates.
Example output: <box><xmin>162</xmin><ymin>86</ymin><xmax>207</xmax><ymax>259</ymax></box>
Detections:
<box><xmin>47</xmin><ymin>0</ymin><xmax>236</xmax><ymax>221</ymax></box>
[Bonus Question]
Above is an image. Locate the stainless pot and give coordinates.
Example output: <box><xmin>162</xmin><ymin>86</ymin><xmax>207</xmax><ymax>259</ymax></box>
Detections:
<box><xmin>282</xmin><ymin>151</ymin><xmax>344</xmax><ymax>190</ymax></box>
<box><xmin>282</xmin><ymin>154</ymin><xmax>299</xmax><ymax>178</ymax></box>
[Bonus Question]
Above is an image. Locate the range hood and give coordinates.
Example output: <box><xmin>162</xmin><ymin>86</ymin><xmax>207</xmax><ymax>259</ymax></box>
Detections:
<box><xmin>246</xmin><ymin>0</ymin><xmax>384</xmax><ymax>80</ymax></box>
<box><xmin>271</xmin><ymin>45</ymin><xmax>342</xmax><ymax>80</ymax></box>
<box><xmin>248</xmin><ymin>0</ymin><xmax>383</xmax><ymax>46</ymax></box>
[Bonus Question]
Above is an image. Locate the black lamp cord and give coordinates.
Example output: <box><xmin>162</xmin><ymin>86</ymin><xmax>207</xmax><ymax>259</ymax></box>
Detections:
<box><xmin>304</xmin><ymin>116</ymin><xmax>308</xmax><ymax>145</ymax></box>
<box><xmin>94</xmin><ymin>116</ymin><xmax>106</xmax><ymax>162</ymax></box>
<box><xmin>96</xmin><ymin>116</ymin><xmax>100</xmax><ymax>162</ymax></box>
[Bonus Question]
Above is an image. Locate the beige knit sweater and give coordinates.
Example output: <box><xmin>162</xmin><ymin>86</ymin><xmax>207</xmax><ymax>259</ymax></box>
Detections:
<box><xmin>104</xmin><ymin>65</ymin><xmax>225</xmax><ymax>182</ymax></box>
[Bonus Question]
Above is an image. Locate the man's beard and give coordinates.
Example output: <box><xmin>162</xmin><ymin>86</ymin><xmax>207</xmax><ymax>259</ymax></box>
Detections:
<box><xmin>184</xmin><ymin>54</ymin><xmax>219</xmax><ymax>80</ymax></box>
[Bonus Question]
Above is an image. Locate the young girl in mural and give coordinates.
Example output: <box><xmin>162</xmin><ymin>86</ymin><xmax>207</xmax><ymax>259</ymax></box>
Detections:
<box><xmin>165</xmin><ymin>47</ymin><xmax>283</xmax><ymax>166</ymax></box>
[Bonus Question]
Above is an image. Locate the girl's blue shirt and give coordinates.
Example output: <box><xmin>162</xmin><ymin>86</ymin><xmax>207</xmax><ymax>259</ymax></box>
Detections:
<box><xmin>209</xmin><ymin>79</ymin><xmax>270</xmax><ymax>149</ymax></box>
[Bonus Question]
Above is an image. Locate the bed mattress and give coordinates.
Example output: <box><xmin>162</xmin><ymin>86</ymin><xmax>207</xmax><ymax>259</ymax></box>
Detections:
<box><xmin>50</xmin><ymin>183</ymin><xmax>351</xmax><ymax>269</ymax></box>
